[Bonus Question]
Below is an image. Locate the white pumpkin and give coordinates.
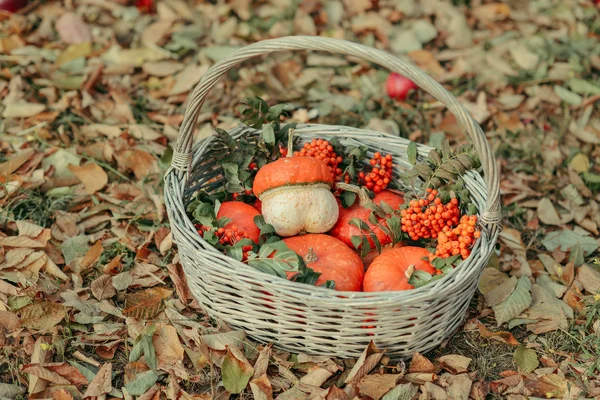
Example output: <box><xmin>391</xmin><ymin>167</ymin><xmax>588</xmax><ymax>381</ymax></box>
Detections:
<box><xmin>260</xmin><ymin>184</ymin><xmax>339</xmax><ymax>237</ymax></box>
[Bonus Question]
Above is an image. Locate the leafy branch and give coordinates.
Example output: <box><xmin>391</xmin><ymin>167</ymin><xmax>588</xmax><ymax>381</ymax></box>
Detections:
<box><xmin>403</xmin><ymin>139</ymin><xmax>481</xmax><ymax>190</ymax></box>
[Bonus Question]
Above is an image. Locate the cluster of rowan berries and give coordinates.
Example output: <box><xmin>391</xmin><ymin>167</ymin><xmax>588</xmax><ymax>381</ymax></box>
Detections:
<box><xmin>294</xmin><ymin>139</ymin><xmax>345</xmax><ymax>181</ymax></box>
<box><xmin>358</xmin><ymin>153</ymin><xmax>393</xmax><ymax>193</ymax></box>
<box><xmin>430</xmin><ymin>215</ymin><xmax>480</xmax><ymax>260</ymax></box>
<box><xmin>400</xmin><ymin>188</ymin><xmax>461</xmax><ymax>241</ymax></box>
<box><xmin>196</xmin><ymin>224</ymin><xmax>254</xmax><ymax>250</ymax></box>
<box><xmin>232</xmin><ymin>189</ymin><xmax>253</xmax><ymax>200</ymax></box>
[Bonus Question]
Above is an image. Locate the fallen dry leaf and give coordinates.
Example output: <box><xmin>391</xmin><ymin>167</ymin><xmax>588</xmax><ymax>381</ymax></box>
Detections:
<box><xmin>123</xmin><ymin>287</ymin><xmax>173</xmax><ymax>320</ymax></box>
<box><xmin>438</xmin><ymin>355</ymin><xmax>472</xmax><ymax>374</ymax></box>
<box><xmin>345</xmin><ymin>341</ymin><xmax>384</xmax><ymax>383</ymax></box>
<box><xmin>153</xmin><ymin>323</ymin><xmax>184</xmax><ymax>366</ymax></box>
<box><xmin>55</xmin><ymin>12</ymin><xmax>92</xmax><ymax>44</ymax></box>
<box><xmin>357</xmin><ymin>374</ymin><xmax>401</xmax><ymax>400</ymax></box>
<box><xmin>67</xmin><ymin>163</ymin><xmax>108</xmax><ymax>194</ymax></box>
<box><xmin>409</xmin><ymin>352</ymin><xmax>435</xmax><ymax>373</ymax></box>
<box><xmin>576</xmin><ymin>264</ymin><xmax>600</xmax><ymax>294</ymax></box>
<box><xmin>22</xmin><ymin>363</ymin><xmax>88</xmax><ymax>388</ymax></box>
<box><xmin>82</xmin><ymin>363</ymin><xmax>112</xmax><ymax>398</ymax></box>
<box><xmin>91</xmin><ymin>274</ymin><xmax>117</xmax><ymax>300</ymax></box>
<box><xmin>20</xmin><ymin>302</ymin><xmax>66</xmax><ymax>331</ymax></box>
<box><xmin>475</xmin><ymin>320</ymin><xmax>519</xmax><ymax>346</ymax></box>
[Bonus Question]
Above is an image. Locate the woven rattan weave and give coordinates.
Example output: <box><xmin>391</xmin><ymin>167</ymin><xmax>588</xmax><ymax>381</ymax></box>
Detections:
<box><xmin>164</xmin><ymin>36</ymin><xmax>501</xmax><ymax>358</ymax></box>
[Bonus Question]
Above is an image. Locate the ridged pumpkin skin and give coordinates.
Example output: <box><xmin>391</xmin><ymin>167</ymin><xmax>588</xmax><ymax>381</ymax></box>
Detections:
<box><xmin>283</xmin><ymin>234</ymin><xmax>364</xmax><ymax>292</ymax></box>
<box><xmin>363</xmin><ymin>246</ymin><xmax>435</xmax><ymax>292</ymax></box>
<box><xmin>216</xmin><ymin>201</ymin><xmax>261</xmax><ymax>243</ymax></box>
<box><xmin>252</xmin><ymin>157</ymin><xmax>333</xmax><ymax>197</ymax></box>
<box><xmin>252</xmin><ymin>157</ymin><xmax>338</xmax><ymax>237</ymax></box>
<box><xmin>329</xmin><ymin>190</ymin><xmax>405</xmax><ymax>249</ymax></box>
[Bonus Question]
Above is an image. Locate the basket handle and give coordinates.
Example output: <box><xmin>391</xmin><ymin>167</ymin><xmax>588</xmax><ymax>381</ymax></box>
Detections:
<box><xmin>171</xmin><ymin>36</ymin><xmax>501</xmax><ymax>229</ymax></box>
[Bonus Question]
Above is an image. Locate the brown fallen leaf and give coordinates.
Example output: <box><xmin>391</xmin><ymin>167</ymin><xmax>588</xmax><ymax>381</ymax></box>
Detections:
<box><xmin>52</xmin><ymin>389</ymin><xmax>75</xmax><ymax>400</ymax></box>
<box><xmin>0</xmin><ymin>148</ymin><xmax>35</xmax><ymax>176</ymax></box>
<box><xmin>409</xmin><ymin>352</ymin><xmax>435</xmax><ymax>373</ymax></box>
<box><xmin>537</xmin><ymin>198</ymin><xmax>562</xmax><ymax>226</ymax></box>
<box><xmin>446</xmin><ymin>373</ymin><xmax>473</xmax><ymax>400</ymax></box>
<box><xmin>475</xmin><ymin>320</ymin><xmax>519</xmax><ymax>346</ymax></box>
<box><xmin>68</xmin><ymin>163</ymin><xmax>108</xmax><ymax>194</ymax></box>
<box><xmin>82</xmin><ymin>363</ymin><xmax>112</xmax><ymax>398</ymax></box>
<box><xmin>478</xmin><ymin>268</ymin><xmax>510</xmax><ymax>296</ymax></box>
<box><xmin>81</xmin><ymin>241</ymin><xmax>103</xmax><ymax>271</ymax></box>
<box><xmin>22</xmin><ymin>363</ymin><xmax>88</xmax><ymax>388</ymax></box>
<box><xmin>20</xmin><ymin>302</ymin><xmax>66</xmax><ymax>331</ymax></box>
<box><xmin>123</xmin><ymin>287</ymin><xmax>173</xmax><ymax>320</ymax></box>
<box><xmin>404</xmin><ymin>373</ymin><xmax>437</xmax><ymax>384</ymax></box>
<box><xmin>438</xmin><ymin>355</ymin><xmax>472</xmax><ymax>374</ymax></box>
<box><xmin>485</xmin><ymin>276</ymin><xmax>518</xmax><ymax>306</ymax></box>
<box><xmin>55</xmin><ymin>12</ymin><xmax>91</xmax><ymax>44</ymax></box>
<box><xmin>153</xmin><ymin>323</ymin><xmax>184</xmax><ymax>366</ymax></box>
<box><xmin>323</xmin><ymin>385</ymin><xmax>349</xmax><ymax>400</ymax></box>
<box><xmin>576</xmin><ymin>264</ymin><xmax>600</xmax><ymax>294</ymax></box>
<box><xmin>357</xmin><ymin>374</ymin><xmax>401</xmax><ymax>400</ymax></box>
<box><xmin>91</xmin><ymin>274</ymin><xmax>117</xmax><ymax>301</ymax></box>
<box><xmin>129</xmin><ymin>150</ymin><xmax>160</xmax><ymax>180</ymax></box>
<box><xmin>344</xmin><ymin>341</ymin><xmax>384</xmax><ymax>383</ymax></box>
<box><xmin>250</xmin><ymin>345</ymin><xmax>273</xmax><ymax>400</ymax></box>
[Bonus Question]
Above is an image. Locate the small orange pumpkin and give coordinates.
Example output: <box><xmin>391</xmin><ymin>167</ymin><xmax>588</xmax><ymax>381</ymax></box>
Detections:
<box><xmin>363</xmin><ymin>246</ymin><xmax>435</xmax><ymax>292</ymax></box>
<box><xmin>216</xmin><ymin>201</ymin><xmax>261</xmax><ymax>243</ymax></box>
<box><xmin>283</xmin><ymin>234</ymin><xmax>364</xmax><ymax>292</ymax></box>
<box><xmin>329</xmin><ymin>186</ymin><xmax>405</xmax><ymax>249</ymax></box>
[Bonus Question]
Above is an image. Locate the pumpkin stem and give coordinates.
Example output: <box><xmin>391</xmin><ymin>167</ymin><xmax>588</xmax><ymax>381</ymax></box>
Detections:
<box><xmin>404</xmin><ymin>264</ymin><xmax>415</xmax><ymax>280</ymax></box>
<box><xmin>305</xmin><ymin>247</ymin><xmax>318</xmax><ymax>263</ymax></box>
<box><xmin>335</xmin><ymin>182</ymin><xmax>372</xmax><ymax>206</ymax></box>
<box><xmin>286</xmin><ymin>128</ymin><xmax>295</xmax><ymax>158</ymax></box>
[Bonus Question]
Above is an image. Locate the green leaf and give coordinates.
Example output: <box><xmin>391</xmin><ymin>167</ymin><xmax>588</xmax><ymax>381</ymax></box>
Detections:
<box><xmin>553</xmin><ymin>85</ymin><xmax>583</xmax><ymax>106</ymax></box>
<box><xmin>428</xmin><ymin>149</ymin><xmax>442</xmax><ymax>165</ymax></box>
<box><xmin>351</xmin><ymin>235</ymin><xmax>362</xmax><ymax>251</ymax></box>
<box><xmin>513</xmin><ymin>346</ymin><xmax>539</xmax><ymax>373</ymax></box>
<box><xmin>261</xmin><ymin>124</ymin><xmax>275</xmax><ymax>145</ymax></box>
<box><xmin>492</xmin><ymin>276</ymin><xmax>532</xmax><ymax>327</ymax></box>
<box><xmin>349</xmin><ymin>218</ymin><xmax>371</xmax><ymax>231</ymax></box>
<box><xmin>141</xmin><ymin>335</ymin><xmax>157</xmax><ymax>370</ymax></box>
<box><xmin>408</xmin><ymin>270</ymin><xmax>433</xmax><ymax>288</ymax></box>
<box><xmin>407</xmin><ymin>141</ymin><xmax>418</xmax><ymax>166</ymax></box>
<box><xmin>222</xmin><ymin>163</ymin><xmax>243</xmax><ymax>193</ymax></box>
<box><xmin>569</xmin><ymin>242</ymin><xmax>585</xmax><ymax>267</ymax></box>
<box><xmin>342</xmin><ymin>191</ymin><xmax>357</xmax><ymax>208</ymax></box>
<box><xmin>441</xmin><ymin>139</ymin><xmax>451</xmax><ymax>160</ymax></box>
<box><xmin>542</xmin><ymin>230</ymin><xmax>598</xmax><ymax>256</ymax></box>
<box><xmin>382</xmin><ymin>383</ymin><xmax>418</xmax><ymax>400</ymax></box>
<box><xmin>567</xmin><ymin>78</ymin><xmax>600</xmax><ymax>96</ymax></box>
<box><xmin>61</xmin><ymin>235</ymin><xmax>90</xmax><ymax>265</ymax></box>
<box><xmin>190</xmin><ymin>201</ymin><xmax>216</xmax><ymax>227</ymax></box>
<box><xmin>222</xmin><ymin>347</ymin><xmax>254</xmax><ymax>394</ymax></box>
<box><xmin>124</xmin><ymin>370</ymin><xmax>158</xmax><ymax>396</ymax></box>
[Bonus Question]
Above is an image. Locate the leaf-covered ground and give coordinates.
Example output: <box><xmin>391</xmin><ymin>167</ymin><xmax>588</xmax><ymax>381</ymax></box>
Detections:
<box><xmin>1</xmin><ymin>0</ymin><xmax>600</xmax><ymax>399</ymax></box>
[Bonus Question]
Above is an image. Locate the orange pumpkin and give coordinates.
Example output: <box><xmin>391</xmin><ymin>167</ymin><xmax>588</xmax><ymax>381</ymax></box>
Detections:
<box><xmin>283</xmin><ymin>234</ymin><xmax>364</xmax><ymax>291</ymax></box>
<box><xmin>363</xmin><ymin>246</ymin><xmax>435</xmax><ymax>292</ymax></box>
<box><xmin>329</xmin><ymin>187</ymin><xmax>404</xmax><ymax>249</ymax></box>
<box><xmin>216</xmin><ymin>201</ymin><xmax>261</xmax><ymax>243</ymax></box>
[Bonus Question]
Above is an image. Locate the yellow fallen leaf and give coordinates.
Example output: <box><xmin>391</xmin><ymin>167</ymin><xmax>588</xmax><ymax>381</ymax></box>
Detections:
<box><xmin>569</xmin><ymin>153</ymin><xmax>590</xmax><ymax>173</ymax></box>
<box><xmin>68</xmin><ymin>163</ymin><xmax>108</xmax><ymax>194</ymax></box>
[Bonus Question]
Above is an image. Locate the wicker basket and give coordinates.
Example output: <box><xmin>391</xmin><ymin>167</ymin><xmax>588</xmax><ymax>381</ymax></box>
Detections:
<box><xmin>164</xmin><ymin>36</ymin><xmax>501</xmax><ymax>359</ymax></box>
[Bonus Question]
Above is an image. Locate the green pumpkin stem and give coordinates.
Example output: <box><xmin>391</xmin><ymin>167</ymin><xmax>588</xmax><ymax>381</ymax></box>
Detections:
<box><xmin>335</xmin><ymin>182</ymin><xmax>372</xmax><ymax>207</ymax></box>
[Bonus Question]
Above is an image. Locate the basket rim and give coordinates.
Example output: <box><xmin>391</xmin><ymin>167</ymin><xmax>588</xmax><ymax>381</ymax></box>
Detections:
<box><xmin>166</xmin><ymin>123</ymin><xmax>499</xmax><ymax>303</ymax></box>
